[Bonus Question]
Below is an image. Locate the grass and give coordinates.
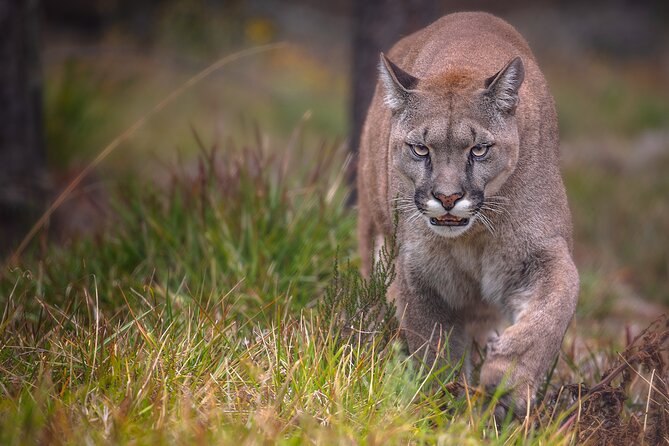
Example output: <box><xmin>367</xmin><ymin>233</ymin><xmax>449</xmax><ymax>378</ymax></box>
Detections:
<box><xmin>2</xmin><ymin>128</ymin><xmax>668</xmax><ymax>445</ymax></box>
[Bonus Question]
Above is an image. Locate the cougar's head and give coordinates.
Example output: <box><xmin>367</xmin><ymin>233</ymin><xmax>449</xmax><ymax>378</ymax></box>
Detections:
<box><xmin>379</xmin><ymin>53</ymin><xmax>524</xmax><ymax>238</ymax></box>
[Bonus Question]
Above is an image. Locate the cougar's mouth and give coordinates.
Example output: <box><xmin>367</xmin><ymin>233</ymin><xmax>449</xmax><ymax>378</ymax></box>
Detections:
<box><xmin>429</xmin><ymin>213</ymin><xmax>470</xmax><ymax>227</ymax></box>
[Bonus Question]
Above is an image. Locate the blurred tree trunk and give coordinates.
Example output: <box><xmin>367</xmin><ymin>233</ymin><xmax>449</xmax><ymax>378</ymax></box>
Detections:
<box><xmin>350</xmin><ymin>0</ymin><xmax>438</xmax><ymax>201</ymax></box>
<box><xmin>0</xmin><ymin>0</ymin><xmax>45</xmax><ymax>255</ymax></box>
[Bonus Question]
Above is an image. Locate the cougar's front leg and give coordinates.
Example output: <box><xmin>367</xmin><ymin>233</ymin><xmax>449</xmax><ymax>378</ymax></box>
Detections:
<box><xmin>480</xmin><ymin>238</ymin><xmax>579</xmax><ymax>416</ymax></box>
<box><xmin>393</xmin><ymin>269</ymin><xmax>470</xmax><ymax>377</ymax></box>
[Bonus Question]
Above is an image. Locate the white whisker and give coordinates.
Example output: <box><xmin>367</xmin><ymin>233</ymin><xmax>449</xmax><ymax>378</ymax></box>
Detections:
<box><xmin>407</xmin><ymin>210</ymin><xmax>424</xmax><ymax>225</ymax></box>
<box><xmin>479</xmin><ymin>205</ymin><xmax>503</xmax><ymax>214</ymax></box>
<box><xmin>485</xmin><ymin>195</ymin><xmax>510</xmax><ymax>202</ymax></box>
<box><xmin>390</xmin><ymin>197</ymin><xmax>415</xmax><ymax>204</ymax></box>
<box><xmin>393</xmin><ymin>204</ymin><xmax>417</xmax><ymax>212</ymax></box>
<box><xmin>475</xmin><ymin>211</ymin><xmax>495</xmax><ymax>235</ymax></box>
<box><xmin>481</xmin><ymin>198</ymin><xmax>512</xmax><ymax>219</ymax></box>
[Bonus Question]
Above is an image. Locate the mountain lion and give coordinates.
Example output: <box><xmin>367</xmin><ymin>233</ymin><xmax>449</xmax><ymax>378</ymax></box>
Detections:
<box><xmin>357</xmin><ymin>12</ymin><xmax>579</xmax><ymax>416</ymax></box>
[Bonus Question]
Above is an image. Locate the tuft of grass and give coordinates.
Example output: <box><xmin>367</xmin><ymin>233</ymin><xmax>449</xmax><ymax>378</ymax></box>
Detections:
<box><xmin>319</xmin><ymin>221</ymin><xmax>398</xmax><ymax>351</ymax></box>
<box><xmin>8</xmin><ymin>128</ymin><xmax>354</xmax><ymax>314</ymax></box>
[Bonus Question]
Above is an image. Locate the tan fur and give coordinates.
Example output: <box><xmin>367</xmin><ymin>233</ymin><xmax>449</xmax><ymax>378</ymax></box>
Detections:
<box><xmin>357</xmin><ymin>12</ymin><xmax>579</xmax><ymax>416</ymax></box>
<box><xmin>423</xmin><ymin>70</ymin><xmax>477</xmax><ymax>91</ymax></box>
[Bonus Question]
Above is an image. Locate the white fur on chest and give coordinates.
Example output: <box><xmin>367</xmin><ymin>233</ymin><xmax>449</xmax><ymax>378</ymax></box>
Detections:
<box><xmin>402</xmin><ymin>233</ymin><xmax>528</xmax><ymax>317</ymax></box>
<box><xmin>403</xmin><ymin>237</ymin><xmax>485</xmax><ymax>308</ymax></box>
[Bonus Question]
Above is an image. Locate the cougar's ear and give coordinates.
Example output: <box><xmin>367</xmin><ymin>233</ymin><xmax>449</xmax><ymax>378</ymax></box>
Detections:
<box><xmin>379</xmin><ymin>53</ymin><xmax>418</xmax><ymax>111</ymax></box>
<box><xmin>484</xmin><ymin>56</ymin><xmax>524</xmax><ymax>114</ymax></box>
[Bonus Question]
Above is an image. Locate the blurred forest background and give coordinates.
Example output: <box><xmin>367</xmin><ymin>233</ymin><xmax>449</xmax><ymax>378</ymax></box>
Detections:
<box><xmin>2</xmin><ymin>0</ymin><xmax>669</xmax><ymax>310</ymax></box>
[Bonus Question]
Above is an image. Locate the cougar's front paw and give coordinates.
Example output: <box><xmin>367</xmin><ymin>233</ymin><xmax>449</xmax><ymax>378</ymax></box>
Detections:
<box><xmin>480</xmin><ymin>356</ymin><xmax>530</xmax><ymax>420</ymax></box>
<box><xmin>483</xmin><ymin>389</ymin><xmax>515</xmax><ymax>423</ymax></box>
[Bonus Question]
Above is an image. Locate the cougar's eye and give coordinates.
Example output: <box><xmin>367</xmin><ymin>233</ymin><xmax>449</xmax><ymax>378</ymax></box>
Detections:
<box><xmin>470</xmin><ymin>143</ymin><xmax>490</xmax><ymax>159</ymax></box>
<box><xmin>410</xmin><ymin>144</ymin><xmax>429</xmax><ymax>158</ymax></box>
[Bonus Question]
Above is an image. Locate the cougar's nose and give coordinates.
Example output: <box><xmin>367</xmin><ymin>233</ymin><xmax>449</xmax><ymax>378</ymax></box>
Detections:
<box><xmin>433</xmin><ymin>191</ymin><xmax>464</xmax><ymax>211</ymax></box>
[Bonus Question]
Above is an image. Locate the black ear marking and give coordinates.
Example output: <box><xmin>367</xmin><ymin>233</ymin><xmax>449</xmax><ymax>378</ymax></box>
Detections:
<box><xmin>378</xmin><ymin>53</ymin><xmax>419</xmax><ymax>110</ymax></box>
<box><xmin>380</xmin><ymin>53</ymin><xmax>419</xmax><ymax>90</ymax></box>
<box><xmin>484</xmin><ymin>56</ymin><xmax>525</xmax><ymax>114</ymax></box>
